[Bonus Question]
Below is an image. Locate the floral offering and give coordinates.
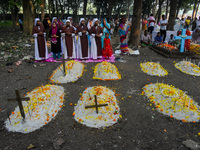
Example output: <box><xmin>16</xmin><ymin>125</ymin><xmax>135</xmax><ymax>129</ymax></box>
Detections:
<box><xmin>140</xmin><ymin>62</ymin><xmax>168</xmax><ymax>77</ymax></box>
<box><xmin>175</xmin><ymin>61</ymin><xmax>200</xmax><ymax>76</ymax></box>
<box><xmin>74</xmin><ymin>86</ymin><xmax>121</xmax><ymax>128</ymax></box>
<box><xmin>93</xmin><ymin>61</ymin><xmax>121</xmax><ymax>80</ymax></box>
<box><xmin>142</xmin><ymin>83</ymin><xmax>200</xmax><ymax>122</ymax></box>
<box><xmin>5</xmin><ymin>84</ymin><xmax>65</xmax><ymax>133</ymax></box>
<box><xmin>50</xmin><ymin>60</ymin><xmax>84</xmax><ymax>84</ymax></box>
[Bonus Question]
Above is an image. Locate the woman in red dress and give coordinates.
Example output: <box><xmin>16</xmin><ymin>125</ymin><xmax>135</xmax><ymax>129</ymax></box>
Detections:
<box><xmin>102</xmin><ymin>33</ymin><xmax>113</xmax><ymax>59</ymax></box>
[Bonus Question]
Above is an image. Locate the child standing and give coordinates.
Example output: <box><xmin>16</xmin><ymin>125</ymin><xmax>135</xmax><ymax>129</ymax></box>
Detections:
<box><xmin>49</xmin><ymin>22</ymin><xmax>61</xmax><ymax>59</ymax></box>
<box><xmin>102</xmin><ymin>33</ymin><xmax>113</xmax><ymax>59</ymax></box>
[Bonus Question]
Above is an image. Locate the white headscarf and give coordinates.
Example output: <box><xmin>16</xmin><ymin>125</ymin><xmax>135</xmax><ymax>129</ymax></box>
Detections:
<box><xmin>65</xmin><ymin>20</ymin><xmax>71</xmax><ymax>26</ymax></box>
<box><xmin>34</xmin><ymin>18</ymin><xmax>40</xmax><ymax>26</ymax></box>
<box><xmin>79</xmin><ymin>18</ymin><xmax>85</xmax><ymax>25</ymax></box>
<box><xmin>67</xmin><ymin>17</ymin><xmax>72</xmax><ymax>20</ymax></box>
<box><xmin>87</xmin><ymin>20</ymin><xmax>92</xmax><ymax>29</ymax></box>
<box><xmin>92</xmin><ymin>18</ymin><xmax>99</xmax><ymax>26</ymax></box>
<box><xmin>52</xmin><ymin>17</ymin><xmax>57</xmax><ymax>24</ymax></box>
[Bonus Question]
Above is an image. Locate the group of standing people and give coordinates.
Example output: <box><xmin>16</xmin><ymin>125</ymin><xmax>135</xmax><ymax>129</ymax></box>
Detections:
<box><xmin>32</xmin><ymin>16</ymin><xmax>113</xmax><ymax>61</ymax></box>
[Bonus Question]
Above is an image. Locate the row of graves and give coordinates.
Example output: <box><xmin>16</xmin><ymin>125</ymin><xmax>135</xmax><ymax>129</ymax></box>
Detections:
<box><xmin>4</xmin><ymin>29</ymin><xmax>200</xmax><ymax>135</ymax></box>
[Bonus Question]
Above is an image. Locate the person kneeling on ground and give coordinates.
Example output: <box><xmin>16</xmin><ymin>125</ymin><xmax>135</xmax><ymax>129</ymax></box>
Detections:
<box><xmin>154</xmin><ymin>32</ymin><xmax>163</xmax><ymax>44</ymax></box>
<box><xmin>141</xmin><ymin>30</ymin><xmax>151</xmax><ymax>46</ymax></box>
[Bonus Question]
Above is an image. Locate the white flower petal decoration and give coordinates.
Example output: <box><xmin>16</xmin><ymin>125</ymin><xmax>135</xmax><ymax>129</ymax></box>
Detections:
<box><xmin>93</xmin><ymin>61</ymin><xmax>121</xmax><ymax>80</ymax></box>
<box><xmin>175</xmin><ymin>61</ymin><xmax>200</xmax><ymax>76</ymax></box>
<box><xmin>140</xmin><ymin>62</ymin><xmax>168</xmax><ymax>77</ymax></box>
<box><xmin>50</xmin><ymin>60</ymin><xmax>84</xmax><ymax>83</ymax></box>
<box><xmin>74</xmin><ymin>86</ymin><xmax>120</xmax><ymax>128</ymax></box>
<box><xmin>142</xmin><ymin>83</ymin><xmax>200</xmax><ymax>122</ymax></box>
<box><xmin>5</xmin><ymin>84</ymin><xmax>65</xmax><ymax>133</ymax></box>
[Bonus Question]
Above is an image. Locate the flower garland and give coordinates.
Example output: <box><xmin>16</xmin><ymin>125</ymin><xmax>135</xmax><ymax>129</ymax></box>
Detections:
<box><xmin>74</xmin><ymin>86</ymin><xmax>121</xmax><ymax>128</ymax></box>
<box><xmin>50</xmin><ymin>60</ymin><xmax>84</xmax><ymax>84</ymax></box>
<box><xmin>93</xmin><ymin>61</ymin><xmax>121</xmax><ymax>81</ymax></box>
<box><xmin>5</xmin><ymin>84</ymin><xmax>65</xmax><ymax>133</ymax></box>
<box><xmin>158</xmin><ymin>43</ymin><xmax>177</xmax><ymax>51</ymax></box>
<box><xmin>140</xmin><ymin>62</ymin><xmax>168</xmax><ymax>77</ymax></box>
<box><xmin>142</xmin><ymin>83</ymin><xmax>200</xmax><ymax>122</ymax></box>
<box><xmin>190</xmin><ymin>43</ymin><xmax>200</xmax><ymax>55</ymax></box>
<box><xmin>175</xmin><ymin>61</ymin><xmax>200</xmax><ymax>76</ymax></box>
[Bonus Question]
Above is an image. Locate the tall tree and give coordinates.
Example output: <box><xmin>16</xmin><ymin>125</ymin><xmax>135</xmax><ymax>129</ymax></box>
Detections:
<box><xmin>165</xmin><ymin>0</ymin><xmax>169</xmax><ymax>17</ymax></box>
<box><xmin>41</xmin><ymin>0</ymin><xmax>45</xmax><ymax>21</ymax></box>
<box><xmin>129</xmin><ymin>0</ymin><xmax>143</xmax><ymax>46</ymax></box>
<box><xmin>192</xmin><ymin>0</ymin><xmax>198</xmax><ymax>20</ymax></box>
<box><xmin>48</xmin><ymin>0</ymin><xmax>51</xmax><ymax>18</ymax></box>
<box><xmin>156</xmin><ymin>0</ymin><xmax>165</xmax><ymax>23</ymax></box>
<box><xmin>22</xmin><ymin>0</ymin><xmax>33</xmax><ymax>35</ymax></box>
<box><xmin>83</xmin><ymin>0</ymin><xmax>87</xmax><ymax>18</ymax></box>
<box><xmin>168</xmin><ymin>0</ymin><xmax>178</xmax><ymax>30</ymax></box>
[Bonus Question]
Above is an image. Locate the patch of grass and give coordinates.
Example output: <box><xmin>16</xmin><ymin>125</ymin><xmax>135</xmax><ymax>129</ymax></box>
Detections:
<box><xmin>0</xmin><ymin>21</ymin><xmax>12</xmax><ymax>27</ymax></box>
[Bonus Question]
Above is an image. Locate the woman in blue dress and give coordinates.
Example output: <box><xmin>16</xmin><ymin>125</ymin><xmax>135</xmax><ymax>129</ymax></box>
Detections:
<box><xmin>100</xmin><ymin>18</ymin><xmax>111</xmax><ymax>48</ymax></box>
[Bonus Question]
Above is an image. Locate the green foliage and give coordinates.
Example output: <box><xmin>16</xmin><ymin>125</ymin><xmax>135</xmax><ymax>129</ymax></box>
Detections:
<box><xmin>0</xmin><ymin>21</ymin><xmax>12</xmax><ymax>27</ymax></box>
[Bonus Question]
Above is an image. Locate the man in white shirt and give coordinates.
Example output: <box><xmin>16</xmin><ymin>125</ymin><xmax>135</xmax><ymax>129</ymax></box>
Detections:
<box><xmin>160</xmin><ymin>15</ymin><xmax>168</xmax><ymax>42</ymax></box>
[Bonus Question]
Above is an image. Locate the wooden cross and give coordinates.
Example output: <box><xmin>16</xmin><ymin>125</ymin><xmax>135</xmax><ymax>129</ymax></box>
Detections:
<box><xmin>57</xmin><ymin>54</ymin><xmax>68</xmax><ymax>76</ymax></box>
<box><xmin>85</xmin><ymin>95</ymin><xmax>108</xmax><ymax>114</ymax></box>
<box><xmin>7</xmin><ymin>90</ymin><xmax>30</xmax><ymax>120</ymax></box>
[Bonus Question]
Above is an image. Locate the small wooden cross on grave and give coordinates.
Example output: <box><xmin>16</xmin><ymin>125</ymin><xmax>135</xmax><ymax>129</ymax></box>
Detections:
<box><xmin>57</xmin><ymin>54</ymin><xmax>68</xmax><ymax>76</ymax></box>
<box><xmin>174</xmin><ymin>29</ymin><xmax>192</xmax><ymax>53</ymax></box>
<box><xmin>85</xmin><ymin>95</ymin><xmax>108</xmax><ymax>114</ymax></box>
<box><xmin>7</xmin><ymin>90</ymin><xmax>30</xmax><ymax>120</ymax></box>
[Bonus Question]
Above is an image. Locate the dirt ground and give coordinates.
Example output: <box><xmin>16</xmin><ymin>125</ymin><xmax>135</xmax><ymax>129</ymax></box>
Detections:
<box><xmin>0</xmin><ymin>29</ymin><xmax>200</xmax><ymax>150</ymax></box>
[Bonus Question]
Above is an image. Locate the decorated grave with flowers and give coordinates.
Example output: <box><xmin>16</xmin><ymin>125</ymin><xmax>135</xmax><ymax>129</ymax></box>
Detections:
<box><xmin>93</xmin><ymin>61</ymin><xmax>121</xmax><ymax>81</ymax></box>
<box><xmin>50</xmin><ymin>60</ymin><xmax>84</xmax><ymax>84</ymax></box>
<box><xmin>174</xmin><ymin>60</ymin><xmax>200</xmax><ymax>76</ymax></box>
<box><xmin>142</xmin><ymin>83</ymin><xmax>200</xmax><ymax>122</ymax></box>
<box><xmin>73</xmin><ymin>86</ymin><xmax>120</xmax><ymax>128</ymax></box>
<box><xmin>140</xmin><ymin>62</ymin><xmax>168</xmax><ymax>77</ymax></box>
<box><xmin>150</xmin><ymin>29</ymin><xmax>196</xmax><ymax>58</ymax></box>
<box><xmin>5</xmin><ymin>84</ymin><xmax>65</xmax><ymax>133</ymax></box>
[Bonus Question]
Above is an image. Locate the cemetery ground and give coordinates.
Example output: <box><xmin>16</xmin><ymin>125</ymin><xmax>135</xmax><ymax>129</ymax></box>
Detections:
<box><xmin>1</xmin><ymin>28</ymin><xmax>200</xmax><ymax>150</ymax></box>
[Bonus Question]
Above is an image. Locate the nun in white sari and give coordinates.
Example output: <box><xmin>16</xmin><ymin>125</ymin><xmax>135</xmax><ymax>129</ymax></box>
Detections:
<box><xmin>32</xmin><ymin>18</ymin><xmax>49</xmax><ymax>61</ymax></box>
<box><xmin>76</xmin><ymin>18</ymin><xmax>90</xmax><ymax>59</ymax></box>
<box><xmin>90</xmin><ymin>18</ymin><xmax>103</xmax><ymax>59</ymax></box>
<box><xmin>61</xmin><ymin>20</ymin><xmax>76</xmax><ymax>59</ymax></box>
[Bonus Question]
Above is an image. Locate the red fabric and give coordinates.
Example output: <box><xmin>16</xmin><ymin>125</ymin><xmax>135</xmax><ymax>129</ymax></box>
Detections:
<box><xmin>102</xmin><ymin>38</ymin><xmax>113</xmax><ymax>58</ymax></box>
<box><xmin>178</xmin><ymin>30</ymin><xmax>191</xmax><ymax>50</ymax></box>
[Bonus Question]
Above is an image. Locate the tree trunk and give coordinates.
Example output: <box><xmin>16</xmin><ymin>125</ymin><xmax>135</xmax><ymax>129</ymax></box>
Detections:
<box><xmin>182</xmin><ymin>6</ymin><xmax>187</xmax><ymax>19</ymax></box>
<box><xmin>129</xmin><ymin>0</ymin><xmax>143</xmax><ymax>46</ymax></box>
<box><xmin>192</xmin><ymin>0</ymin><xmax>198</xmax><ymax>20</ymax></box>
<box><xmin>165</xmin><ymin>0</ymin><xmax>169</xmax><ymax>17</ymax></box>
<box><xmin>23</xmin><ymin>0</ymin><xmax>33</xmax><ymax>35</ymax></box>
<box><xmin>52</xmin><ymin>0</ymin><xmax>55</xmax><ymax>16</ymax></box>
<box><xmin>175</xmin><ymin>0</ymin><xmax>182</xmax><ymax>18</ymax></box>
<box><xmin>41</xmin><ymin>0</ymin><xmax>45</xmax><ymax>21</ymax></box>
<box><xmin>56</xmin><ymin>0</ymin><xmax>59</xmax><ymax>18</ymax></box>
<box><xmin>156</xmin><ymin>0</ymin><xmax>164</xmax><ymax>24</ymax></box>
<box><xmin>168</xmin><ymin>0</ymin><xmax>178</xmax><ymax>30</ymax></box>
<box><xmin>108</xmin><ymin>0</ymin><xmax>115</xmax><ymax>20</ymax></box>
<box><xmin>153</xmin><ymin>0</ymin><xmax>158</xmax><ymax>16</ymax></box>
<box><xmin>83</xmin><ymin>0</ymin><xmax>87</xmax><ymax>18</ymax></box>
<box><xmin>48</xmin><ymin>0</ymin><xmax>51</xmax><ymax>18</ymax></box>
<box><xmin>195</xmin><ymin>1</ymin><xmax>199</xmax><ymax>19</ymax></box>
<box><xmin>97</xmin><ymin>5</ymin><xmax>100</xmax><ymax>19</ymax></box>
<box><xmin>11</xmin><ymin>7</ymin><xmax>16</xmax><ymax>29</ymax></box>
